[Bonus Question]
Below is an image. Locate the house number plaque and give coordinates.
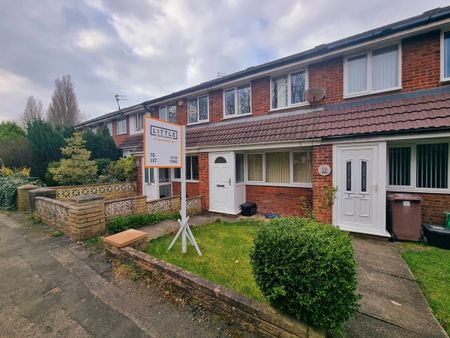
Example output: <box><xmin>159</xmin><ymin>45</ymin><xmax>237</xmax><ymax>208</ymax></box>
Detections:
<box><xmin>318</xmin><ymin>164</ymin><xmax>332</xmax><ymax>176</ymax></box>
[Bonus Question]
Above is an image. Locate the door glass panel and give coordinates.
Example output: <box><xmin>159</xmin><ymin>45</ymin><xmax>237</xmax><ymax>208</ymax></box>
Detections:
<box><xmin>159</xmin><ymin>184</ymin><xmax>171</xmax><ymax>198</ymax></box>
<box><xmin>361</xmin><ymin>161</ymin><xmax>367</xmax><ymax>192</ymax></box>
<box><xmin>214</xmin><ymin>156</ymin><xmax>227</xmax><ymax>164</ymax></box>
<box><xmin>346</xmin><ymin>161</ymin><xmax>352</xmax><ymax>191</ymax></box>
<box><xmin>144</xmin><ymin>168</ymin><xmax>154</xmax><ymax>183</ymax></box>
<box><xmin>235</xmin><ymin>153</ymin><xmax>244</xmax><ymax>183</ymax></box>
<box><xmin>159</xmin><ymin>168</ymin><xmax>171</xmax><ymax>183</ymax></box>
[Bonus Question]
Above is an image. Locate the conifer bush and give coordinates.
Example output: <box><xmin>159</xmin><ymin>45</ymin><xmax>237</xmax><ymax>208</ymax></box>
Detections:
<box><xmin>250</xmin><ymin>217</ymin><xmax>360</xmax><ymax>331</ymax></box>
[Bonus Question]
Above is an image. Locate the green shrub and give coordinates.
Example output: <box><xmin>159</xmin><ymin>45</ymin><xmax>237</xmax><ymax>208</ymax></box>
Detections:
<box><xmin>249</xmin><ymin>217</ymin><xmax>360</xmax><ymax>332</ymax></box>
<box><xmin>107</xmin><ymin>211</ymin><xmax>179</xmax><ymax>234</ymax></box>
<box><xmin>0</xmin><ymin>173</ymin><xmax>40</xmax><ymax>210</ymax></box>
<box><xmin>106</xmin><ymin>156</ymin><xmax>137</xmax><ymax>182</ymax></box>
<box><xmin>94</xmin><ymin>158</ymin><xmax>112</xmax><ymax>176</ymax></box>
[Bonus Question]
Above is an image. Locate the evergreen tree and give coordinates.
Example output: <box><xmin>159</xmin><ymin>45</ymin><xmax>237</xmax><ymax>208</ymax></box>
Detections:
<box><xmin>49</xmin><ymin>132</ymin><xmax>97</xmax><ymax>185</ymax></box>
<box><xmin>83</xmin><ymin>127</ymin><xmax>121</xmax><ymax>160</ymax></box>
<box><xmin>0</xmin><ymin>122</ymin><xmax>32</xmax><ymax>168</ymax></box>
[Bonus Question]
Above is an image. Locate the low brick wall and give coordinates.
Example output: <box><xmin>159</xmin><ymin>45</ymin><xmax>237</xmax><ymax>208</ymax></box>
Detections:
<box><xmin>105</xmin><ymin>196</ymin><xmax>147</xmax><ymax>221</ymax></box>
<box><xmin>53</xmin><ymin>182</ymin><xmax>137</xmax><ymax>201</ymax></box>
<box><xmin>34</xmin><ymin>195</ymin><xmax>106</xmax><ymax>240</ymax></box>
<box><xmin>108</xmin><ymin>246</ymin><xmax>323</xmax><ymax>338</ymax></box>
<box><xmin>146</xmin><ymin>195</ymin><xmax>202</xmax><ymax>216</ymax></box>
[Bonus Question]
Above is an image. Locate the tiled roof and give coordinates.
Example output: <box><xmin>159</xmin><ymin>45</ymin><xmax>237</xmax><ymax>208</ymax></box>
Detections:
<box><xmin>118</xmin><ymin>87</ymin><xmax>450</xmax><ymax>152</ymax></box>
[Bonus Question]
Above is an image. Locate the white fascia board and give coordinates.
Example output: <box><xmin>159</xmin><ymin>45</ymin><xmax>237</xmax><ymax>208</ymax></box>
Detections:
<box><xmin>321</xmin><ymin>131</ymin><xmax>450</xmax><ymax>145</ymax></box>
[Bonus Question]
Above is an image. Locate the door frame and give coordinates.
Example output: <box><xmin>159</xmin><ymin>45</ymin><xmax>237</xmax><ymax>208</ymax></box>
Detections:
<box><xmin>332</xmin><ymin>142</ymin><xmax>389</xmax><ymax>237</ymax></box>
<box><xmin>208</xmin><ymin>152</ymin><xmax>239</xmax><ymax>214</ymax></box>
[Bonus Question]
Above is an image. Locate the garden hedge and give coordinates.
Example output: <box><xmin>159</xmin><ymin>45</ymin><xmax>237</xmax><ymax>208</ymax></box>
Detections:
<box><xmin>107</xmin><ymin>211</ymin><xmax>179</xmax><ymax>234</ymax></box>
<box><xmin>250</xmin><ymin>217</ymin><xmax>360</xmax><ymax>332</ymax></box>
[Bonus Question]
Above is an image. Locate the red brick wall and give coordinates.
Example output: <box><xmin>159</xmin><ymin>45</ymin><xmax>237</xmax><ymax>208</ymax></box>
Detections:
<box><xmin>177</xmin><ymin>99</ymin><xmax>187</xmax><ymax>125</ymax></box>
<box><xmin>251</xmin><ymin>77</ymin><xmax>271</xmax><ymax>115</ymax></box>
<box><xmin>172</xmin><ymin>181</ymin><xmax>200</xmax><ymax>198</ymax></box>
<box><xmin>198</xmin><ymin>153</ymin><xmax>209</xmax><ymax>210</ymax></box>
<box><xmin>209</xmin><ymin>89</ymin><xmax>223</xmax><ymax>122</ymax></box>
<box><xmin>390</xmin><ymin>191</ymin><xmax>450</xmax><ymax>225</ymax></box>
<box><xmin>309</xmin><ymin>56</ymin><xmax>344</xmax><ymax>104</ymax></box>
<box><xmin>112</xmin><ymin>118</ymin><xmax>129</xmax><ymax>146</ymax></box>
<box><xmin>402</xmin><ymin>30</ymin><xmax>441</xmax><ymax>91</ymax></box>
<box><xmin>312</xmin><ymin>144</ymin><xmax>333</xmax><ymax>223</ymax></box>
<box><xmin>245</xmin><ymin>185</ymin><xmax>312</xmax><ymax>216</ymax></box>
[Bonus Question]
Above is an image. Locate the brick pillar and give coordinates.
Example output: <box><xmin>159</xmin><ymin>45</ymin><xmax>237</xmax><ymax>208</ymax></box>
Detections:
<box><xmin>17</xmin><ymin>184</ymin><xmax>39</xmax><ymax>211</ymax></box>
<box><xmin>68</xmin><ymin>195</ymin><xmax>106</xmax><ymax>240</ymax></box>
<box><xmin>177</xmin><ymin>99</ymin><xmax>187</xmax><ymax>125</ymax></box>
<box><xmin>198</xmin><ymin>153</ymin><xmax>209</xmax><ymax>210</ymax></box>
<box><xmin>312</xmin><ymin>144</ymin><xmax>333</xmax><ymax>224</ymax></box>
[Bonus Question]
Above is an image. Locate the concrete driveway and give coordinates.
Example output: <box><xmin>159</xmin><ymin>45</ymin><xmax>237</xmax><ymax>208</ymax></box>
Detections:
<box><xmin>0</xmin><ymin>212</ymin><xmax>235</xmax><ymax>338</ymax></box>
<box><xmin>346</xmin><ymin>236</ymin><xmax>448</xmax><ymax>338</ymax></box>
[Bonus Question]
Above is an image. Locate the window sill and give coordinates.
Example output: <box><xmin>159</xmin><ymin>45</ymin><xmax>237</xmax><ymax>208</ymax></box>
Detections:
<box><xmin>187</xmin><ymin>120</ymin><xmax>209</xmax><ymax>126</ymax></box>
<box><xmin>269</xmin><ymin>102</ymin><xmax>309</xmax><ymax>113</ymax></box>
<box><xmin>343</xmin><ymin>86</ymin><xmax>402</xmax><ymax>99</ymax></box>
<box><xmin>172</xmin><ymin>179</ymin><xmax>199</xmax><ymax>183</ymax></box>
<box><xmin>387</xmin><ymin>186</ymin><xmax>450</xmax><ymax>195</ymax></box>
<box><xmin>222</xmin><ymin>113</ymin><xmax>252</xmax><ymax>120</ymax></box>
<box><xmin>246</xmin><ymin>182</ymin><xmax>312</xmax><ymax>188</ymax></box>
<box><xmin>116</xmin><ymin>132</ymin><xmax>128</xmax><ymax>135</ymax></box>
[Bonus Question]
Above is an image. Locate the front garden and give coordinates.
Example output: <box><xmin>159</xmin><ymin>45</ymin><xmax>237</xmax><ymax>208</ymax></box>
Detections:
<box><xmin>400</xmin><ymin>243</ymin><xmax>450</xmax><ymax>335</ymax></box>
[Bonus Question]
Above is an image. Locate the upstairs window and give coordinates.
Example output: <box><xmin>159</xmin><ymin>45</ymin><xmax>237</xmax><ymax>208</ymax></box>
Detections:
<box><xmin>106</xmin><ymin>122</ymin><xmax>113</xmax><ymax>136</ymax></box>
<box><xmin>188</xmin><ymin>95</ymin><xmax>209</xmax><ymax>124</ymax></box>
<box><xmin>117</xmin><ymin>118</ymin><xmax>127</xmax><ymax>135</ymax></box>
<box><xmin>135</xmin><ymin>113</ymin><xmax>144</xmax><ymax>131</ymax></box>
<box><xmin>271</xmin><ymin>70</ymin><xmax>307</xmax><ymax>109</ymax></box>
<box><xmin>345</xmin><ymin>44</ymin><xmax>400</xmax><ymax>97</ymax></box>
<box><xmin>442</xmin><ymin>31</ymin><xmax>450</xmax><ymax>80</ymax></box>
<box><xmin>224</xmin><ymin>85</ymin><xmax>251</xmax><ymax>117</ymax></box>
<box><xmin>159</xmin><ymin>104</ymin><xmax>177</xmax><ymax>123</ymax></box>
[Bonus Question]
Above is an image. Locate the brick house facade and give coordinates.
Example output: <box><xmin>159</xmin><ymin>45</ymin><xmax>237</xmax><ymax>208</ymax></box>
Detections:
<box><xmin>77</xmin><ymin>7</ymin><xmax>450</xmax><ymax>236</ymax></box>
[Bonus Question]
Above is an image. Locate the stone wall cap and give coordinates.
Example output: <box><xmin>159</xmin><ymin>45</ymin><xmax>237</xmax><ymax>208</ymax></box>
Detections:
<box><xmin>30</xmin><ymin>187</ymin><xmax>55</xmax><ymax>193</ymax></box>
<box><xmin>103</xmin><ymin>229</ymin><xmax>147</xmax><ymax>248</ymax></box>
<box><xmin>18</xmin><ymin>184</ymin><xmax>40</xmax><ymax>190</ymax></box>
<box><xmin>69</xmin><ymin>194</ymin><xmax>104</xmax><ymax>203</ymax></box>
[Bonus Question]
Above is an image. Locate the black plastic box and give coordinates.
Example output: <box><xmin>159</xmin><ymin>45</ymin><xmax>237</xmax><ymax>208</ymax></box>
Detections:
<box><xmin>422</xmin><ymin>224</ymin><xmax>450</xmax><ymax>250</ymax></box>
<box><xmin>240</xmin><ymin>202</ymin><xmax>257</xmax><ymax>217</ymax></box>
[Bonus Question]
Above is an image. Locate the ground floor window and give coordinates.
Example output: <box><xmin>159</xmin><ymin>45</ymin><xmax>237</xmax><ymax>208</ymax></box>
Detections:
<box><xmin>173</xmin><ymin>155</ymin><xmax>199</xmax><ymax>181</ymax></box>
<box><xmin>388</xmin><ymin>142</ymin><xmax>449</xmax><ymax>190</ymax></box>
<box><xmin>235</xmin><ymin>153</ymin><xmax>245</xmax><ymax>183</ymax></box>
<box><xmin>246</xmin><ymin>149</ymin><xmax>312</xmax><ymax>185</ymax></box>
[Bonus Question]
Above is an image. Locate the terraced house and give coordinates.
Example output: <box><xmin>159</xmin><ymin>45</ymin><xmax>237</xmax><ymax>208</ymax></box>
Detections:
<box><xmin>77</xmin><ymin>7</ymin><xmax>450</xmax><ymax>237</ymax></box>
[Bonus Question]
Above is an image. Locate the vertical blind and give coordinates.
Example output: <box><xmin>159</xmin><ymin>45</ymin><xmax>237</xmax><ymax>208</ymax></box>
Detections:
<box><xmin>266</xmin><ymin>152</ymin><xmax>290</xmax><ymax>183</ymax></box>
<box><xmin>346</xmin><ymin>55</ymin><xmax>367</xmax><ymax>93</ymax></box>
<box><xmin>272</xmin><ymin>75</ymin><xmax>288</xmax><ymax>109</ymax></box>
<box><xmin>445</xmin><ymin>32</ymin><xmax>450</xmax><ymax>78</ymax></box>
<box><xmin>372</xmin><ymin>45</ymin><xmax>399</xmax><ymax>91</ymax></box>
<box><xmin>417</xmin><ymin>143</ymin><xmax>448</xmax><ymax>189</ymax></box>
<box><xmin>389</xmin><ymin>147</ymin><xmax>411</xmax><ymax>186</ymax></box>
<box><xmin>293</xmin><ymin>152</ymin><xmax>312</xmax><ymax>183</ymax></box>
<box><xmin>247</xmin><ymin>154</ymin><xmax>263</xmax><ymax>181</ymax></box>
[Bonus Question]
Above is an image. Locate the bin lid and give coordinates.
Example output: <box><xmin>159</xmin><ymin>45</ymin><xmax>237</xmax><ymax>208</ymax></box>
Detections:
<box><xmin>387</xmin><ymin>193</ymin><xmax>422</xmax><ymax>201</ymax></box>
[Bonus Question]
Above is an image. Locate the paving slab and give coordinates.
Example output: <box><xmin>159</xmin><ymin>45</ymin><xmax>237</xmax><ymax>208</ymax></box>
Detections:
<box><xmin>104</xmin><ymin>229</ymin><xmax>147</xmax><ymax>248</ymax></box>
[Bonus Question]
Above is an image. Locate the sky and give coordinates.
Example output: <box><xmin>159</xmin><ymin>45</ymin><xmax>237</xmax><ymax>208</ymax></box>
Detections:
<box><xmin>0</xmin><ymin>0</ymin><xmax>449</xmax><ymax>123</ymax></box>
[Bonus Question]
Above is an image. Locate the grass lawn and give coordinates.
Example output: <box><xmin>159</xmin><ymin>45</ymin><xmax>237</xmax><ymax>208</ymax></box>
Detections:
<box><xmin>145</xmin><ymin>220</ymin><xmax>265</xmax><ymax>302</ymax></box>
<box><xmin>400</xmin><ymin>243</ymin><xmax>450</xmax><ymax>335</ymax></box>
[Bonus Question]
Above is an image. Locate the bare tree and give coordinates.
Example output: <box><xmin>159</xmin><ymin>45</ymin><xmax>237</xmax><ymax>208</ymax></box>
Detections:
<box><xmin>47</xmin><ymin>74</ymin><xmax>80</xmax><ymax>128</ymax></box>
<box><xmin>20</xmin><ymin>96</ymin><xmax>43</xmax><ymax>126</ymax></box>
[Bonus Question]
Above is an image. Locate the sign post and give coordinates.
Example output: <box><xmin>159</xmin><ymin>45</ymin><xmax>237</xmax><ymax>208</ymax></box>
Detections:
<box><xmin>144</xmin><ymin>117</ymin><xmax>201</xmax><ymax>256</ymax></box>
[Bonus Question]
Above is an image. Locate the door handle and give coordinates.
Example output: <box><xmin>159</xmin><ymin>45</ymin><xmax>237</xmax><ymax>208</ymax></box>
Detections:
<box><xmin>217</xmin><ymin>184</ymin><xmax>225</xmax><ymax>187</ymax></box>
<box><xmin>229</xmin><ymin>178</ymin><xmax>231</xmax><ymax>186</ymax></box>
<box><xmin>349</xmin><ymin>194</ymin><xmax>364</xmax><ymax>198</ymax></box>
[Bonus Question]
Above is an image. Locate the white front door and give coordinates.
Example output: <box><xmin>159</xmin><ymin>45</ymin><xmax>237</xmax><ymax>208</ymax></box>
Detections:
<box><xmin>333</xmin><ymin>143</ymin><xmax>389</xmax><ymax>237</ymax></box>
<box><xmin>209</xmin><ymin>152</ymin><xmax>235</xmax><ymax>214</ymax></box>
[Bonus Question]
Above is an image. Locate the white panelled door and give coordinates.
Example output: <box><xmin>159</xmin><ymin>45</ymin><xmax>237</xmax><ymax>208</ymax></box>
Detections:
<box><xmin>209</xmin><ymin>153</ymin><xmax>235</xmax><ymax>214</ymax></box>
<box><xmin>333</xmin><ymin>143</ymin><xmax>389</xmax><ymax>237</ymax></box>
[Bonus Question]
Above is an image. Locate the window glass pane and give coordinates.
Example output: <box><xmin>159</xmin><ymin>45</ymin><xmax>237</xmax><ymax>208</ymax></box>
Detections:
<box><xmin>235</xmin><ymin>153</ymin><xmax>244</xmax><ymax>183</ymax></box>
<box><xmin>159</xmin><ymin>184</ymin><xmax>171</xmax><ymax>198</ymax></box>
<box><xmin>144</xmin><ymin>167</ymin><xmax>149</xmax><ymax>183</ymax></box>
<box><xmin>361</xmin><ymin>161</ymin><xmax>367</xmax><ymax>192</ymax></box>
<box><xmin>346</xmin><ymin>161</ymin><xmax>352</xmax><ymax>191</ymax></box>
<box><xmin>238</xmin><ymin>86</ymin><xmax>251</xmax><ymax>115</ymax></box>
<box><xmin>417</xmin><ymin>143</ymin><xmax>448</xmax><ymax>189</ymax></box>
<box><xmin>168</xmin><ymin>105</ymin><xmax>177</xmax><ymax>123</ymax></box>
<box><xmin>186</xmin><ymin>156</ymin><xmax>192</xmax><ymax>180</ymax></box>
<box><xmin>192</xmin><ymin>156</ymin><xmax>199</xmax><ymax>180</ymax></box>
<box><xmin>372</xmin><ymin>45</ymin><xmax>399</xmax><ymax>91</ymax></box>
<box><xmin>198</xmin><ymin>96</ymin><xmax>208</xmax><ymax>121</ymax></box>
<box><xmin>117</xmin><ymin>119</ymin><xmax>127</xmax><ymax>134</ymax></box>
<box><xmin>145</xmin><ymin>168</ymin><xmax>154</xmax><ymax>183</ymax></box>
<box><xmin>293</xmin><ymin>151</ymin><xmax>312</xmax><ymax>183</ymax></box>
<box><xmin>272</xmin><ymin>75</ymin><xmax>288</xmax><ymax>109</ymax></box>
<box><xmin>445</xmin><ymin>32</ymin><xmax>450</xmax><ymax>78</ymax></box>
<box><xmin>188</xmin><ymin>99</ymin><xmax>198</xmax><ymax>124</ymax></box>
<box><xmin>266</xmin><ymin>152</ymin><xmax>289</xmax><ymax>183</ymax></box>
<box><xmin>214</xmin><ymin>156</ymin><xmax>227</xmax><ymax>164</ymax></box>
<box><xmin>159</xmin><ymin>106</ymin><xmax>168</xmax><ymax>121</ymax></box>
<box><xmin>135</xmin><ymin>113</ymin><xmax>144</xmax><ymax>130</ymax></box>
<box><xmin>159</xmin><ymin>168</ymin><xmax>171</xmax><ymax>183</ymax></box>
<box><xmin>346</xmin><ymin>55</ymin><xmax>367</xmax><ymax>94</ymax></box>
<box><xmin>291</xmin><ymin>71</ymin><xmax>306</xmax><ymax>104</ymax></box>
<box><xmin>174</xmin><ymin>168</ymin><xmax>181</xmax><ymax>179</ymax></box>
<box><xmin>389</xmin><ymin>147</ymin><xmax>411</xmax><ymax>186</ymax></box>
<box><xmin>247</xmin><ymin>154</ymin><xmax>263</xmax><ymax>181</ymax></box>
<box><xmin>224</xmin><ymin>89</ymin><xmax>235</xmax><ymax>116</ymax></box>
<box><xmin>107</xmin><ymin>122</ymin><xmax>112</xmax><ymax>136</ymax></box>
<box><xmin>150</xmin><ymin>168</ymin><xmax>155</xmax><ymax>183</ymax></box>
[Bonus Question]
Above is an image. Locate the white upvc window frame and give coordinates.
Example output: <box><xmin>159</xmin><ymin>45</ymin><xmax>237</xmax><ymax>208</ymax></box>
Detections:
<box><xmin>244</xmin><ymin>149</ymin><xmax>313</xmax><ymax>188</ymax></box>
<box><xmin>440</xmin><ymin>29</ymin><xmax>450</xmax><ymax>82</ymax></box>
<box><xmin>223</xmin><ymin>84</ymin><xmax>252</xmax><ymax>119</ymax></box>
<box><xmin>172</xmin><ymin>155</ymin><xmax>200</xmax><ymax>183</ymax></box>
<box><xmin>116</xmin><ymin>118</ymin><xmax>127</xmax><ymax>135</ymax></box>
<box><xmin>270</xmin><ymin>69</ymin><xmax>309</xmax><ymax>112</ymax></box>
<box><xmin>106</xmin><ymin>122</ymin><xmax>113</xmax><ymax>136</ymax></box>
<box><xmin>158</xmin><ymin>104</ymin><xmax>177</xmax><ymax>123</ymax></box>
<box><xmin>387</xmin><ymin>140</ymin><xmax>450</xmax><ymax>194</ymax></box>
<box><xmin>135</xmin><ymin>113</ymin><xmax>144</xmax><ymax>132</ymax></box>
<box><xmin>187</xmin><ymin>95</ymin><xmax>209</xmax><ymax>125</ymax></box>
<box><xmin>343</xmin><ymin>43</ymin><xmax>402</xmax><ymax>98</ymax></box>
